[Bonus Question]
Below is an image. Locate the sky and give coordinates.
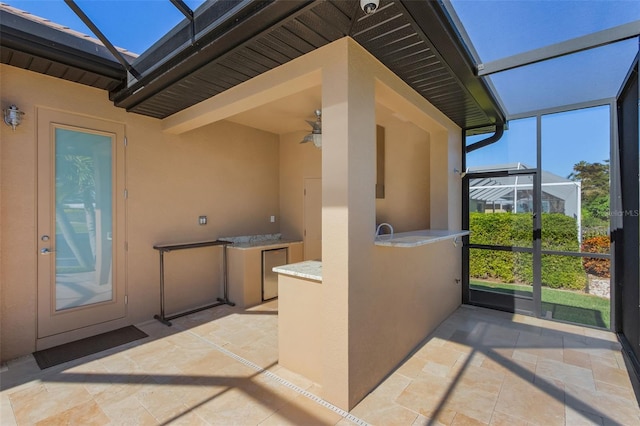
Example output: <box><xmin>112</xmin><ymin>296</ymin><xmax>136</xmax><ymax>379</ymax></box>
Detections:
<box><xmin>3</xmin><ymin>0</ymin><xmax>636</xmax><ymax>175</ymax></box>
<box><xmin>467</xmin><ymin>105</ymin><xmax>611</xmax><ymax>178</ymax></box>
<box><xmin>452</xmin><ymin>0</ymin><xmax>634</xmax><ymax>179</ymax></box>
<box><xmin>449</xmin><ymin>0</ymin><xmax>640</xmax><ymax>116</ymax></box>
<box><xmin>5</xmin><ymin>1</ymin><xmax>637</xmax><ymax>61</ymax></box>
<box><xmin>4</xmin><ymin>0</ymin><xmax>207</xmax><ymax>55</ymax></box>
<box><xmin>450</xmin><ymin>0</ymin><xmax>639</xmax><ymax>63</ymax></box>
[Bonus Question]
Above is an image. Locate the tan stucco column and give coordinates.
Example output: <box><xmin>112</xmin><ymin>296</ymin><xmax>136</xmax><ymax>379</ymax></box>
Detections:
<box><xmin>430</xmin><ymin>129</ymin><xmax>463</xmax><ymax>230</ymax></box>
<box><xmin>320</xmin><ymin>39</ymin><xmax>376</xmax><ymax>410</ymax></box>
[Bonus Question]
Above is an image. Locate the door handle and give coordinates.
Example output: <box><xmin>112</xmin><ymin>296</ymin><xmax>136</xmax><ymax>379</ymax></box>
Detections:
<box><xmin>40</xmin><ymin>248</ymin><xmax>54</xmax><ymax>255</ymax></box>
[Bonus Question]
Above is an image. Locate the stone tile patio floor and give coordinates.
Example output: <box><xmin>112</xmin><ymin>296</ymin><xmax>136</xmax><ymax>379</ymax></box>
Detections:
<box><xmin>1</xmin><ymin>301</ymin><xmax>639</xmax><ymax>425</ymax></box>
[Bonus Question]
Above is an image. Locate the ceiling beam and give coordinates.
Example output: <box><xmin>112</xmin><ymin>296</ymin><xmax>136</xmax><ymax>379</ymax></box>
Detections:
<box><xmin>170</xmin><ymin>0</ymin><xmax>194</xmax><ymax>20</ymax></box>
<box><xmin>477</xmin><ymin>20</ymin><xmax>640</xmax><ymax>76</ymax></box>
<box><xmin>170</xmin><ymin>0</ymin><xmax>195</xmax><ymax>45</ymax></box>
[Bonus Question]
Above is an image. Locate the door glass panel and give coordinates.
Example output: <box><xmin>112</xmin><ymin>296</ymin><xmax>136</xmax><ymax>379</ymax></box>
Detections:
<box><xmin>541</xmin><ymin>254</ymin><xmax>610</xmax><ymax>328</ymax></box>
<box><xmin>55</xmin><ymin>128</ymin><xmax>113</xmax><ymax>311</ymax></box>
<box><xmin>469</xmin><ymin>175</ymin><xmax>534</xmax><ymax>247</ymax></box>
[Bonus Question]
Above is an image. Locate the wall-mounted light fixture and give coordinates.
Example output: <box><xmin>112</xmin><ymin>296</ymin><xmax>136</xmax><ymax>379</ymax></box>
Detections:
<box><xmin>3</xmin><ymin>105</ymin><xmax>24</xmax><ymax>131</ymax></box>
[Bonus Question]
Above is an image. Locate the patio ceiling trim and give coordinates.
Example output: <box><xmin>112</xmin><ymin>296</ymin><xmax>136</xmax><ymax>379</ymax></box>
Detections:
<box><xmin>477</xmin><ymin>21</ymin><xmax>640</xmax><ymax>77</ymax></box>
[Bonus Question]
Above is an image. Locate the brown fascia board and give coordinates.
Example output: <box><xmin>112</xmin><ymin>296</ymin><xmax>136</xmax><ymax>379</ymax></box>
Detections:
<box><xmin>0</xmin><ymin>8</ymin><xmax>130</xmax><ymax>82</ymax></box>
<box><xmin>399</xmin><ymin>0</ymin><xmax>506</xmax><ymax>127</ymax></box>
<box><xmin>110</xmin><ymin>0</ymin><xmax>314</xmax><ymax>111</ymax></box>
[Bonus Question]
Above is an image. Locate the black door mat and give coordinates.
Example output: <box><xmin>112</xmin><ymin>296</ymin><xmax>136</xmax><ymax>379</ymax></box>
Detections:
<box><xmin>33</xmin><ymin>325</ymin><xmax>148</xmax><ymax>370</ymax></box>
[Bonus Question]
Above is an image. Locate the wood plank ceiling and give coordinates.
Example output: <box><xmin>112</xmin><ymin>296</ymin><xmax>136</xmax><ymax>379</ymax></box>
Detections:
<box><xmin>110</xmin><ymin>0</ymin><xmax>504</xmax><ymax>130</ymax></box>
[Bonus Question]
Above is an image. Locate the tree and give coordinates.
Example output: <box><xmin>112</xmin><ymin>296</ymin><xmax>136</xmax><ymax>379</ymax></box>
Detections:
<box><xmin>568</xmin><ymin>160</ymin><xmax>609</xmax><ymax>222</ymax></box>
<box><xmin>56</xmin><ymin>154</ymin><xmax>96</xmax><ymax>270</ymax></box>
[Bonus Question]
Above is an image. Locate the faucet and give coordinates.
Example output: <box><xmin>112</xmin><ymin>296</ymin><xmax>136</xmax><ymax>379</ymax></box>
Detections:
<box><xmin>375</xmin><ymin>223</ymin><xmax>394</xmax><ymax>240</ymax></box>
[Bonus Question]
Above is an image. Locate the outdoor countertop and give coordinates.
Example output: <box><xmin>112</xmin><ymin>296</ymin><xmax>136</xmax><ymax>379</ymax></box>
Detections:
<box><xmin>374</xmin><ymin>229</ymin><xmax>470</xmax><ymax>248</ymax></box>
<box><xmin>273</xmin><ymin>260</ymin><xmax>322</xmax><ymax>282</ymax></box>
<box><xmin>220</xmin><ymin>233</ymin><xmax>302</xmax><ymax>250</ymax></box>
<box><xmin>228</xmin><ymin>239</ymin><xmax>303</xmax><ymax>250</ymax></box>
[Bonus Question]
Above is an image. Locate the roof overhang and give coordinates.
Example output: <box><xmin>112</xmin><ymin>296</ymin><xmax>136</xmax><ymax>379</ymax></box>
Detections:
<box><xmin>1</xmin><ymin>0</ymin><xmax>506</xmax><ymax>130</ymax></box>
<box><xmin>111</xmin><ymin>0</ymin><xmax>505</xmax><ymax>130</ymax></box>
<box><xmin>0</xmin><ymin>4</ymin><xmax>135</xmax><ymax>91</ymax></box>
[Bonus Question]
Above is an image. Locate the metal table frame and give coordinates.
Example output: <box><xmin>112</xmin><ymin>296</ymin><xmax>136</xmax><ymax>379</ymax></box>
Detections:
<box><xmin>152</xmin><ymin>240</ymin><xmax>234</xmax><ymax>326</ymax></box>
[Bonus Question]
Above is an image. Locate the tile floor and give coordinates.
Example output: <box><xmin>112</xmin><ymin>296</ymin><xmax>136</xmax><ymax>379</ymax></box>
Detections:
<box><xmin>1</xmin><ymin>302</ymin><xmax>639</xmax><ymax>425</ymax></box>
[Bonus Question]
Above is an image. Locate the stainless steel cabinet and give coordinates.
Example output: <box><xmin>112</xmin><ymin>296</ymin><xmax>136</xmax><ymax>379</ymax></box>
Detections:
<box><xmin>262</xmin><ymin>248</ymin><xmax>287</xmax><ymax>300</ymax></box>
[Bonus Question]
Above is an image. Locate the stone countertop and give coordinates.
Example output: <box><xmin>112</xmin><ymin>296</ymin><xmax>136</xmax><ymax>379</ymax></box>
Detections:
<box><xmin>273</xmin><ymin>260</ymin><xmax>322</xmax><ymax>282</ymax></box>
<box><xmin>228</xmin><ymin>239</ymin><xmax>303</xmax><ymax>250</ymax></box>
<box><xmin>220</xmin><ymin>233</ymin><xmax>302</xmax><ymax>250</ymax></box>
<box><xmin>374</xmin><ymin>229</ymin><xmax>469</xmax><ymax>248</ymax></box>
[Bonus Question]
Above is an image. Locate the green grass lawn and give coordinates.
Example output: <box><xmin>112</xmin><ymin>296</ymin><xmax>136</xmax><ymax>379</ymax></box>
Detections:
<box><xmin>470</xmin><ymin>280</ymin><xmax>610</xmax><ymax>329</ymax></box>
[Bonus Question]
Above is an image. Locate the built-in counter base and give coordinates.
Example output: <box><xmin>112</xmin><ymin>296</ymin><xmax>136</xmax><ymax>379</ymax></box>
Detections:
<box><xmin>226</xmin><ymin>239</ymin><xmax>303</xmax><ymax>308</ymax></box>
<box><xmin>275</xmin><ymin>264</ymin><xmax>323</xmax><ymax>384</ymax></box>
<box><xmin>276</xmin><ymin>235</ymin><xmax>467</xmax><ymax>392</ymax></box>
<box><xmin>374</xmin><ymin>229</ymin><xmax>469</xmax><ymax>247</ymax></box>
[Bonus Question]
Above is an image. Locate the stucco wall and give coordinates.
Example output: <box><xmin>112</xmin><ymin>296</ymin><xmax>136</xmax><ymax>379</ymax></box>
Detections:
<box><xmin>279</xmin><ymin>109</ymin><xmax>432</xmax><ymax>244</ymax></box>
<box><xmin>278</xmin><ymin>131</ymin><xmax>322</xmax><ymax>241</ymax></box>
<box><xmin>316</xmin><ymin>39</ymin><xmax>463</xmax><ymax>409</ymax></box>
<box><xmin>375</xmin><ymin>107</ymin><xmax>431</xmax><ymax>232</ymax></box>
<box><xmin>0</xmin><ymin>64</ymin><xmax>280</xmax><ymax>361</ymax></box>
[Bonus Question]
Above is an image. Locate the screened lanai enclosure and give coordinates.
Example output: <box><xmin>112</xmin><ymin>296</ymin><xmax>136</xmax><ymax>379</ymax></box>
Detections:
<box><xmin>464</xmin><ymin>110</ymin><xmax>611</xmax><ymax>326</ymax></box>
<box><xmin>1</xmin><ymin>0</ymin><xmax>638</xmax><ymax>405</ymax></box>
<box><xmin>444</xmin><ymin>0</ymin><xmax>640</xmax><ymax>384</ymax></box>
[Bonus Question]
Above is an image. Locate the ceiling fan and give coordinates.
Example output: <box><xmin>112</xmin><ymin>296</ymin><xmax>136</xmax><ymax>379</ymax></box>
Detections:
<box><xmin>300</xmin><ymin>109</ymin><xmax>322</xmax><ymax>148</ymax></box>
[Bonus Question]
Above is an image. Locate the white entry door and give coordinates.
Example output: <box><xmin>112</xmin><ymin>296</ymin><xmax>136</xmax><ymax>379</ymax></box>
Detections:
<box><xmin>37</xmin><ymin>109</ymin><xmax>126</xmax><ymax>340</ymax></box>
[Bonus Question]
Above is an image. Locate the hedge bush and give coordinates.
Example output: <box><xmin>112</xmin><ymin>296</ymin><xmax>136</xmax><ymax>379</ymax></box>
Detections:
<box><xmin>469</xmin><ymin>213</ymin><xmax>587</xmax><ymax>290</ymax></box>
